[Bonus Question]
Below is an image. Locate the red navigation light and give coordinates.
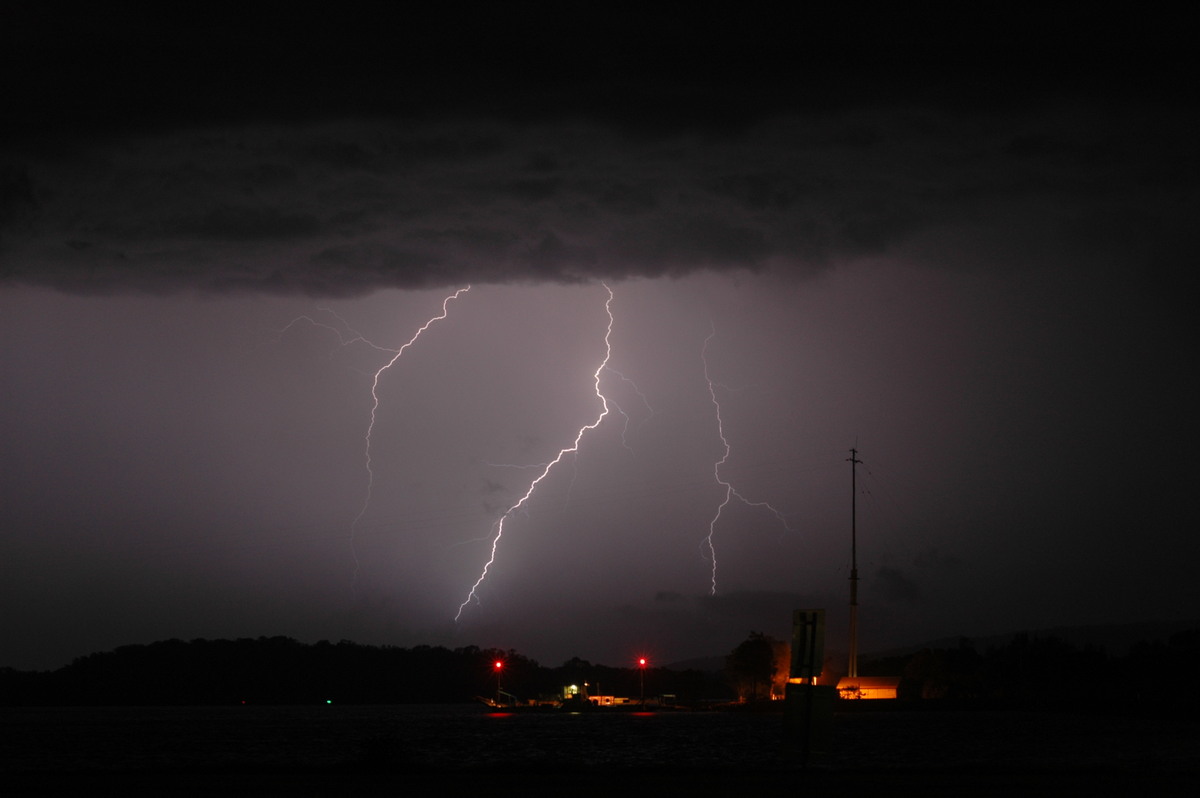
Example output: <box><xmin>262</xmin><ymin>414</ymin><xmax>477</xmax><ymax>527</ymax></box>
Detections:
<box><xmin>494</xmin><ymin>660</ymin><xmax>503</xmax><ymax>670</ymax></box>
<box><xmin>638</xmin><ymin>657</ymin><xmax>647</xmax><ymax>667</ymax></box>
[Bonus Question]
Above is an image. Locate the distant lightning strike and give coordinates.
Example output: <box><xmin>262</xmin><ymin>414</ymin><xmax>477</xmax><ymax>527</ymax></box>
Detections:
<box><xmin>455</xmin><ymin>283</ymin><xmax>615</xmax><ymax>621</ymax></box>
<box><xmin>276</xmin><ymin>311</ymin><xmax>399</xmax><ymax>357</ymax></box>
<box><xmin>279</xmin><ymin>288</ymin><xmax>472</xmax><ymax>589</ymax></box>
<box><xmin>604</xmin><ymin>366</ymin><xmax>655</xmax><ymax>451</ymax></box>
<box><xmin>349</xmin><ymin>287</ymin><xmax>471</xmax><ymax>585</ymax></box>
<box><xmin>701</xmin><ymin>325</ymin><xmax>792</xmax><ymax>595</ymax></box>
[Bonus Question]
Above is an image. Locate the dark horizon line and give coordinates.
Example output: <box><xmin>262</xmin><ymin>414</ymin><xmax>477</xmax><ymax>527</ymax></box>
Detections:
<box><xmin>9</xmin><ymin>616</ymin><xmax>1198</xmax><ymax>675</ymax></box>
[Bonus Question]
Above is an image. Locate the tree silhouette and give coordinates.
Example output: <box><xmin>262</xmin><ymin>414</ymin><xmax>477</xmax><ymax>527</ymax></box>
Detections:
<box><xmin>724</xmin><ymin>631</ymin><xmax>787</xmax><ymax>701</ymax></box>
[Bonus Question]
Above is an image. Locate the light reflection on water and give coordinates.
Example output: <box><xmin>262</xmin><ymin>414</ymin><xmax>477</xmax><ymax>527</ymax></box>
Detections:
<box><xmin>3</xmin><ymin>705</ymin><xmax>1197</xmax><ymax>774</ymax></box>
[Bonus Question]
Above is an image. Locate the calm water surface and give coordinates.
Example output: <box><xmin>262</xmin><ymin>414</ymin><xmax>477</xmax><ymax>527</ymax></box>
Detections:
<box><xmin>3</xmin><ymin>704</ymin><xmax>1197</xmax><ymax>776</ymax></box>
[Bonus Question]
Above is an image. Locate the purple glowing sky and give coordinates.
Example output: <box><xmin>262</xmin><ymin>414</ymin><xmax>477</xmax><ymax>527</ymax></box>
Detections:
<box><xmin>2</xmin><ymin>5</ymin><xmax>1196</xmax><ymax>670</ymax></box>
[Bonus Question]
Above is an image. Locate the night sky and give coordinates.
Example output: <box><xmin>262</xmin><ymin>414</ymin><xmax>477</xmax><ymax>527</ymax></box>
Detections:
<box><xmin>2</xmin><ymin>4</ymin><xmax>1197</xmax><ymax>672</ymax></box>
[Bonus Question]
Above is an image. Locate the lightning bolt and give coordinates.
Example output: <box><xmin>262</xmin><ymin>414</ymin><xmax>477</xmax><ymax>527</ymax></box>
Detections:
<box><xmin>701</xmin><ymin>324</ymin><xmax>792</xmax><ymax>595</ymax></box>
<box><xmin>349</xmin><ymin>286</ymin><xmax>471</xmax><ymax>587</ymax></box>
<box><xmin>455</xmin><ymin>283</ymin><xmax>615</xmax><ymax>621</ymax></box>
<box><xmin>604</xmin><ymin>366</ymin><xmax>655</xmax><ymax>451</ymax></box>
<box><xmin>292</xmin><ymin>309</ymin><xmax>390</xmax><ymax>345</ymax></box>
<box><xmin>276</xmin><ymin>292</ymin><xmax>470</xmax><ymax>587</ymax></box>
<box><xmin>274</xmin><ymin>311</ymin><xmax>399</xmax><ymax>364</ymax></box>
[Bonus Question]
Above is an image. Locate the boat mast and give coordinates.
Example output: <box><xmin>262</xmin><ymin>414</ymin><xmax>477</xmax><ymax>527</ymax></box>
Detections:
<box><xmin>847</xmin><ymin>447</ymin><xmax>861</xmax><ymax>679</ymax></box>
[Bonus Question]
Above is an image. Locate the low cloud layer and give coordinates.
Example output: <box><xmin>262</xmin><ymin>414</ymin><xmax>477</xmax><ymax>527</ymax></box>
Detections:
<box><xmin>3</xmin><ymin>5</ymin><xmax>1195</xmax><ymax>296</ymax></box>
<box><xmin>3</xmin><ymin>107</ymin><xmax>1195</xmax><ymax>296</ymax></box>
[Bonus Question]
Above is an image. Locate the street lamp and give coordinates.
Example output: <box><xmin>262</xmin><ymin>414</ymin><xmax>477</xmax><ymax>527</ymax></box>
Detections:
<box><xmin>494</xmin><ymin>660</ymin><xmax>503</xmax><ymax>706</ymax></box>
<box><xmin>638</xmin><ymin>657</ymin><xmax>647</xmax><ymax>707</ymax></box>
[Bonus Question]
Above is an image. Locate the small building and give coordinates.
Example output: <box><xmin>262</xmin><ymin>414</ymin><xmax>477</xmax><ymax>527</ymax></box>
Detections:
<box><xmin>836</xmin><ymin>676</ymin><xmax>901</xmax><ymax>700</ymax></box>
<box><xmin>562</xmin><ymin>684</ymin><xmax>638</xmax><ymax>707</ymax></box>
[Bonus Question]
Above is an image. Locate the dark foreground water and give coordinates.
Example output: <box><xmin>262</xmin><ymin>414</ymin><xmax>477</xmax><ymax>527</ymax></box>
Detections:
<box><xmin>4</xmin><ymin>704</ymin><xmax>1197</xmax><ymax>796</ymax></box>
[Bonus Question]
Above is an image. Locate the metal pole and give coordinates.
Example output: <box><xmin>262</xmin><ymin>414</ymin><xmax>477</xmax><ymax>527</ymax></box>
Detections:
<box><xmin>848</xmin><ymin>448</ymin><xmax>861</xmax><ymax>679</ymax></box>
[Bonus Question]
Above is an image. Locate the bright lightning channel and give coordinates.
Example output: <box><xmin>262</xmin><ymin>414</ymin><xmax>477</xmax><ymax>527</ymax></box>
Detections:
<box><xmin>455</xmin><ymin>283</ymin><xmax>615</xmax><ymax>621</ymax></box>
<box><xmin>701</xmin><ymin>324</ymin><xmax>792</xmax><ymax>595</ymax></box>
<box><xmin>349</xmin><ymin>287</ymin><xmax>471</xmax><ymax>587</ymax></box>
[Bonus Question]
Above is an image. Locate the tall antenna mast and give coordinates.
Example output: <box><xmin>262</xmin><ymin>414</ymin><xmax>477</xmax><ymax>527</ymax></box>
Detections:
<box><xmin>847</xmin><ymin>447</ymin><xmax>862</xmax><ymax>679</ymax></box>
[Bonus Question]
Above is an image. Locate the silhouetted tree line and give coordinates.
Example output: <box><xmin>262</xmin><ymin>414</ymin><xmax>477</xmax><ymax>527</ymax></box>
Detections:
<box><xmin>8</xmin><ymin>630</ymin><xmax>1193</xmax><ymax>709</ymax></box>
<box><xmin>859</xmin><ymin>629</ymin><xmax>1200</xmax><ymax>712</ymax></box>
<box><xmin>0</xmin><ymin>637</ymin><xmax>729</xmax><ymax>707</ymax></box>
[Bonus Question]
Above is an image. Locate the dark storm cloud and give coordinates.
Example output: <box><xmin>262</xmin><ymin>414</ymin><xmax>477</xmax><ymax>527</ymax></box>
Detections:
<box><xmin>178</xmin><ymin>206</ymin><xmax>321</xmax><ymax>242</ymax></box>
<box><xmin>4</xmin><ymin>105</ymin><xmax>1195</xmax><ymax>296</ymax></box>
<box><xmin>2</xmin><ymin>4</ymin><xmax>1194</xmax><ymax>296</ymax></box>
<box><xmin>0</xmin><ymin>165</ymin><xmax>36</xmax><ymax>228</ymax></box>
<box><xmin>914</xmin><ymin>547</ymin><xmax>961</xmax><ymax>571</ymax></box>
<box><xmin>872</xmin><ymin>567</ymin><xmax>922</xmax><ymax>604</ymax></box>
<box><xmin>611</xmin><ymin>590</ymin><xmax>842</xmax><ymax>660</ymax></box>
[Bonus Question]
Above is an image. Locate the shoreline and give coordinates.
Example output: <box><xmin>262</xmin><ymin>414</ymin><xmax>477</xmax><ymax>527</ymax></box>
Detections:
<box><xmin>9</xmin><ymin>765</ymin><xmax>1198</xmax><ymax>798</ymax></box>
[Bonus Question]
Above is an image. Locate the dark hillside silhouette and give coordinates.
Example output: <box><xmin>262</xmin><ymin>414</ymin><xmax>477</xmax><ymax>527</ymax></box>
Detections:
<box><xmin>0</xmin><ymin>637</ymin><xmax>723</xmax><ymax>707</ymax></box>
<box><xmin>3</xmin><ymin>628</ymin><xmax>1196</xmax><ymax>709</ymax></box>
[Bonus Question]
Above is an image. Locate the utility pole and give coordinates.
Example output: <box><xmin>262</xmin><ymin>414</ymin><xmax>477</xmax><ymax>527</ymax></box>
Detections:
<box><xmin>847</xmin><ymin>447</ymin><xmax>861</xmax><ymax>679</ymax></box>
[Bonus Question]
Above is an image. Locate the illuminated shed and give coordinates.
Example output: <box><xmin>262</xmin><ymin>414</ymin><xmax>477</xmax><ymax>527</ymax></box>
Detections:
<box><xmin>836</xmin><ymin>676</ymin><xmax>901</xmax><ymax>700</ymax></box>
